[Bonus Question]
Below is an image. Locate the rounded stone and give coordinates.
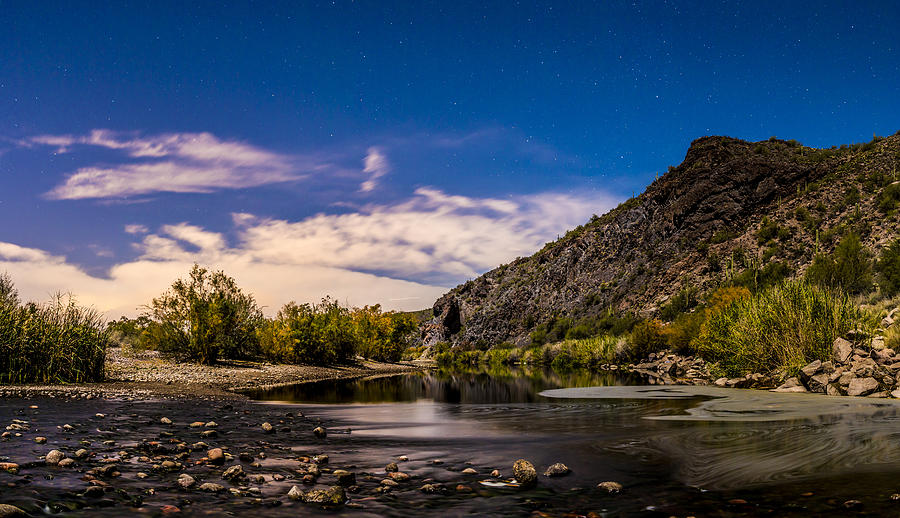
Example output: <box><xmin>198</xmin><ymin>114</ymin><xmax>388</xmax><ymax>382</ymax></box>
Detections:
<box><xmin>45</xmin><ymin>449</ymin><xmax>66</xmax><ymax>466</ymax></box>
<box><xmin>513</xmin><ymin>459</ymin><xmax>537</xmax><ymax>487</ymax></box>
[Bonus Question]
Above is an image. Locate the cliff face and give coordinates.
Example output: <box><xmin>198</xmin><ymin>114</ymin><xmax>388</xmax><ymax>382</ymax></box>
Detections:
<box><xmin>423</xmin><ymin>133</ymin><xmax>900</xmax><ymax>349</ymax></box>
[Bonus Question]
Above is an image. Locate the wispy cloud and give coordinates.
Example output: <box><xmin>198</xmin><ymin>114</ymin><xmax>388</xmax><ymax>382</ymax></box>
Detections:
<box><xmin>28</xmin><ymin>130</ymin><xmax>323</xmax><ymax>199</ymax></box>
<box><xmin>0</xmin><ymin>187</ymin><xmax>618</xmax><ymax>316</ymax></box>
<box><xmin>359</xmin><ymin>146</ymin><xmax>389</xmax><ymax>192</ymax></box>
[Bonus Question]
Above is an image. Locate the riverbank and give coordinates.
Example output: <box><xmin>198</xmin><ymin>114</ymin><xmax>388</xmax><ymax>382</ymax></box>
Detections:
<box><xmin>0</xmin><ymin>347</ymin><xmax>429</xmax><ymax>400</ymax></box>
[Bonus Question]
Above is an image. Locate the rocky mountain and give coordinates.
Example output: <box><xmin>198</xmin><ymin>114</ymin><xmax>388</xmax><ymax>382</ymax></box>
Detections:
<box><xmin>423</xmin><ymin>132</ymin><xmax>900</xmax><ymax>349</ymax></box>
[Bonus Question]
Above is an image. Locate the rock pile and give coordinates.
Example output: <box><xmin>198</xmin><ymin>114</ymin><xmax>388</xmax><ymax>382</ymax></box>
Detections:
<box><xmin>774</xmin><ymin>335</ymin><xmax>900</xmax><ymax>398</ymax></box>
<box><xmin>629</xmin><ymin>352</ymin><xmax>713</xmax><ymax>385</ymax></box>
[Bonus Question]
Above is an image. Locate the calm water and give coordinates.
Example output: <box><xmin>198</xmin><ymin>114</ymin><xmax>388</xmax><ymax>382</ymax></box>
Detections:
<box><xmin>248</xmin><ymin>367</ymin><xmax>900</xmax><ymax>516</ymax></box>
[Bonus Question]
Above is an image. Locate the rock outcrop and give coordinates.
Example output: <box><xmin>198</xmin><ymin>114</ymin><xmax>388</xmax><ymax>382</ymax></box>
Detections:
<box><xmin>423</xmin><ymin>133</ymin><xmax>900</xmax><ymax>349</ymax></box>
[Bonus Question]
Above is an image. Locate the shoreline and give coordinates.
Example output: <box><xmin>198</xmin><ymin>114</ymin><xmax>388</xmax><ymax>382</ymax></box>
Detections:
<box><xmin>0</xmin><ymin>347</ymin><xmax>432</xmax><ymax>401</ymax></box>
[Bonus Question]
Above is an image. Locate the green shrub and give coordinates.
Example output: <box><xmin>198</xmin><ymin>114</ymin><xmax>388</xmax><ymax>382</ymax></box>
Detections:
<box><xmin>805</xmin><ymin>232</ymin><xmax>873</xmax><ymax>294</ymax></box>
<box><xmin>0</xmin><ymin>286</ymin><xmax>109</xmax><ymax>383</ymax></box>
<box><xmin>141</xmin><ymin>264</ymin><xmax>263</xmax><ymax>365</ymax></box>
<box><xmin>878</xmin><ymin>183</ymin><xmax>900</xmax><ymax>213</ymax></box>
<box><xmin>658</xmin><ymin>286</ymin><xmax>699</xmax><ymax>322</ymax></box>
<box><xmin>697</xmin><ymin>280</ymin><xmax>867</xmax><ymax>377</ymax></box>
<box><xmin>628</xmin><ymin>320</ymin><xmax>667</xmax><ymax>360</ymax></box>
<box><xmin>876</xmin><ymin>238</ymin><xmax>900</xmax><ymax>297</ymax></box>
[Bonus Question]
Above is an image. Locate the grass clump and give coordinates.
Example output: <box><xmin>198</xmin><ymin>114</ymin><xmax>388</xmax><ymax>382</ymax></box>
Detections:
<box><xmin>0</xmin><ymin>274</ymin><xmax>109</xmax><ymax>383</ymax></box>
<box><xmin>696</xmin><ymin>280</ymin><xmax>868</xmax><ymax>377</ymax></box>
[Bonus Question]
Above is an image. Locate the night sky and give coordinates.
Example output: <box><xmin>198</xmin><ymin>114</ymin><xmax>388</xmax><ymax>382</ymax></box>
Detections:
<box><xmin>1</xmin><ymin>1</ymin><xmax>898</xmax><ymax>316</ymax></box>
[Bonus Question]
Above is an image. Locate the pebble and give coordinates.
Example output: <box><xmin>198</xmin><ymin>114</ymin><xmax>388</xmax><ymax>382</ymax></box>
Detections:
<box><xmin>160</xmin><ymin>417</ymin><xmax>173</xmax><ymax>425</ymax></box>
<box><xmin>844</xmin><ymin>500</ymin><xmax>863</xmax><ymax>509</ymax></box>
<box><xmin>58</xmin><ymin>458</ymin><xmax>75</xmax><ymax>468</ymax></box>
<box><xmin>287</xmin><ymin>485</ymin><xmax>303</xmax><ymax>500</ymax></box>
<box><xmin>313</xmin><ymin>426</ymin><xmax>327</xmax><ymax>438</ymax></box>
<box><xmin>207</xmin><ymin>448</ymin><xmax>225</xmax><ymax>464</ymax></box>
<box><xmin>462</xmin><ymin>468</ymin><xmax>478</xmax><ymax>475</ymax></box>
<box><xmin>34</xmin><ymin>436</ymin><xmax>47</xmax><ymax>444</ymax></box>
<box><xmin>456</xmin><ymin>484</ymin><xmax>473</xmax><ymax>493</ymax></box>
<box><xmin>397</xmin><ymin>455</ymin><xmax>409</xmax><ymax>462</ymax></box>
<box><xmin>75</xmin><ymin>448</ymin><xmax>89</xmax><ymax>458</ymax></box>
<box><xmin>205</xmin><ymin>421</ymin><xmax>218</xmax><ymax>428</ymax></box>
<box><xmin>381</xmin><ymin>478</ymin><xmax>399</xmax><ymax>487</ymax></box>
<box><xmin>261</xmin><ymin>422</ymin><xmax>274</xmax><ymax>433</ymax></box>
<box><xmin>385</xmin><ymin>462</ymin><xmax>398</xmax><ymax>473</ymax></box>
<box><xmin>491</xmin><ymin>469</ymin><xmax>501</xmax><ymax>477</ymax></box>
<box><xmin>189</xmin><ymin>422</ymin><xmax>204</xmax><ymax>428</ymax></box>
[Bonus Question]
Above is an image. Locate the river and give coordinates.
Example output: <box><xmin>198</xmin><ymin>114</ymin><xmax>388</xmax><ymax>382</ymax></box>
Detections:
<box><xmin>245</xmin><ymin>366</ymin><xmax>900</xmax><ymax>516</ymax></box>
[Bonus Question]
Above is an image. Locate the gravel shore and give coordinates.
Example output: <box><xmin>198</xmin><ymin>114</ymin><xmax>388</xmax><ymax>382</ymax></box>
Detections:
<box><xmin>0</xmin><ymin>347</ymin><xmax>428</xmax><ymax>400</ymax></box>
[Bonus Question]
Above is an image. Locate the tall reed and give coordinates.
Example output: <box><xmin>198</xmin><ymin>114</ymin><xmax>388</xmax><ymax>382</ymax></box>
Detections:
<box><xmin>697</xmin><ymin>280</ymin><xmax>870</xmax><ymax>377</ymax></box>
<box><xmin>0</xmin><ymin>293</ymin><xmax>109</xmax><ymax>383</ymax></box>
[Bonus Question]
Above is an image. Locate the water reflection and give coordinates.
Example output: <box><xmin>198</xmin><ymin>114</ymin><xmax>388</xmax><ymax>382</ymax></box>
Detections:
<box><xmin>246</xmin><ymin>367</ymin><xmax>900</xmax><ymax>514</ymax></box>
<box><xmin>246</xmin><ymin>365</ymin><xmax>643</xmax><ymax>404</ymax></box>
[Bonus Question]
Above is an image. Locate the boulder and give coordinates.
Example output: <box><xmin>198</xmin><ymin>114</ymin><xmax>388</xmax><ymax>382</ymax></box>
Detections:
<box><xmin>799</xmin><ymin>360</ymin><xmax>822</xmax><ymax>380</ymax></box>
<box><xmin>851</xmin><ymin>358</ymin><xmax>877</xmax><ymax>378</ymax></box>
<box><xmin>513</xmin><ymin>459</ymin><xmax>537</xmax><ymax>487</ymax></box>
<box><xmin>833</xmin><ymin>337</ymin><xmax>853</xmax><ymax>363</ymax></box>
<box><xmin>807</xmin><ymin>373</ymin><xmax>830</xmax><ymax>394</ymax></box>
<box><xmin>847</xmin><ymin>377</ymin><xmax>879</xmax><ymax>397</ymax></box>
<box><xmin>826</xmin><ymin>384</ymin><xmax>843</xmax><ymax>396</ymax></box>
<box><xmin>838</xmin><ymin>371</ymin><xmax>856</xmax><ymax>386</ymax></box>
<box><xmin>772</xmin><ymin>377</ymin><xmax>807</xmax><ymax>393</ymax></box>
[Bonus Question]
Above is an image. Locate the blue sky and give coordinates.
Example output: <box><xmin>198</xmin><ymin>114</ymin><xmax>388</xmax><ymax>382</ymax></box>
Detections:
<box><xmin>1</xmin><ymin>1</ymin><xmax>898</xmax><ymax>316</ymax></box>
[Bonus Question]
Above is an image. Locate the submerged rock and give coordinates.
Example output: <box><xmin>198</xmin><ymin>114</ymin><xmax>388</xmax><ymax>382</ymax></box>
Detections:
<box><xmin>0</xmin><ymin>504</ymin><xmax>26</xmax><ymax>517</ymax></box>
<box><xmin>302</xmin><ymin>485</ymin><xmax>346</xmax><ymax>506</ymax></box>
<box><xmin>200</xmin><ymin>482</ymin><xmax>225</xmax><ymax>493</ymax></box>
<box><xmin>332</xmin><ymin>469</ymin><xmax>356</xmax><ymax>486</ymax></box>
<box><xmin>177</xmin><ymin>474</ymin><xmax>196</xmax><ymax>489</ymax></box>
<box><xmin>222</xmin><ymin>464</ymin><xmax>245</xmax><ymax>481</ymax></box>
<box><xmin>598</xmin><ymin>481</ymin><xmax>623</xmax><ymax>493</ymax></box>
<box><xmin>287</xmin><ymin>485</ymin><xmax>303</xmax><ymax>500</ymax></box>
<box><xmin>513</xmin><ymin>459</ymin><xmax>537</xmax><ymax>487</ymax></box>
<box><xmin>543</xmin><ymin>463</ymin><xmax>571</xmax><ymax>477</ymax></box>
<box><xmin>313</xmin><ymin>426</ymin><xmax>327</xmax><ymax>439</ymax></box>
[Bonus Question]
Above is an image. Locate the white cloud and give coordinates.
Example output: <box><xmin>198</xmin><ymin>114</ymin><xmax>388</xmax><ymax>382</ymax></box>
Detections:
<box><xmin>29</xmin><ymin>130</ymin><xmax>319</xmax><ymax>199</ymax></box>
<box><xmin>0</xmin><ymin>188</ymin><xmax>618</xmax><ymax>317</ymax></box>
<box><xmin>359</xmin><ymin>146</ymin><xmax>389</xmax><ymax>192</ymax></box>
<box><xmin>124</xmin><ymin>224</ymin><xmax>149</xmax><ymax>234</ymax></box>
